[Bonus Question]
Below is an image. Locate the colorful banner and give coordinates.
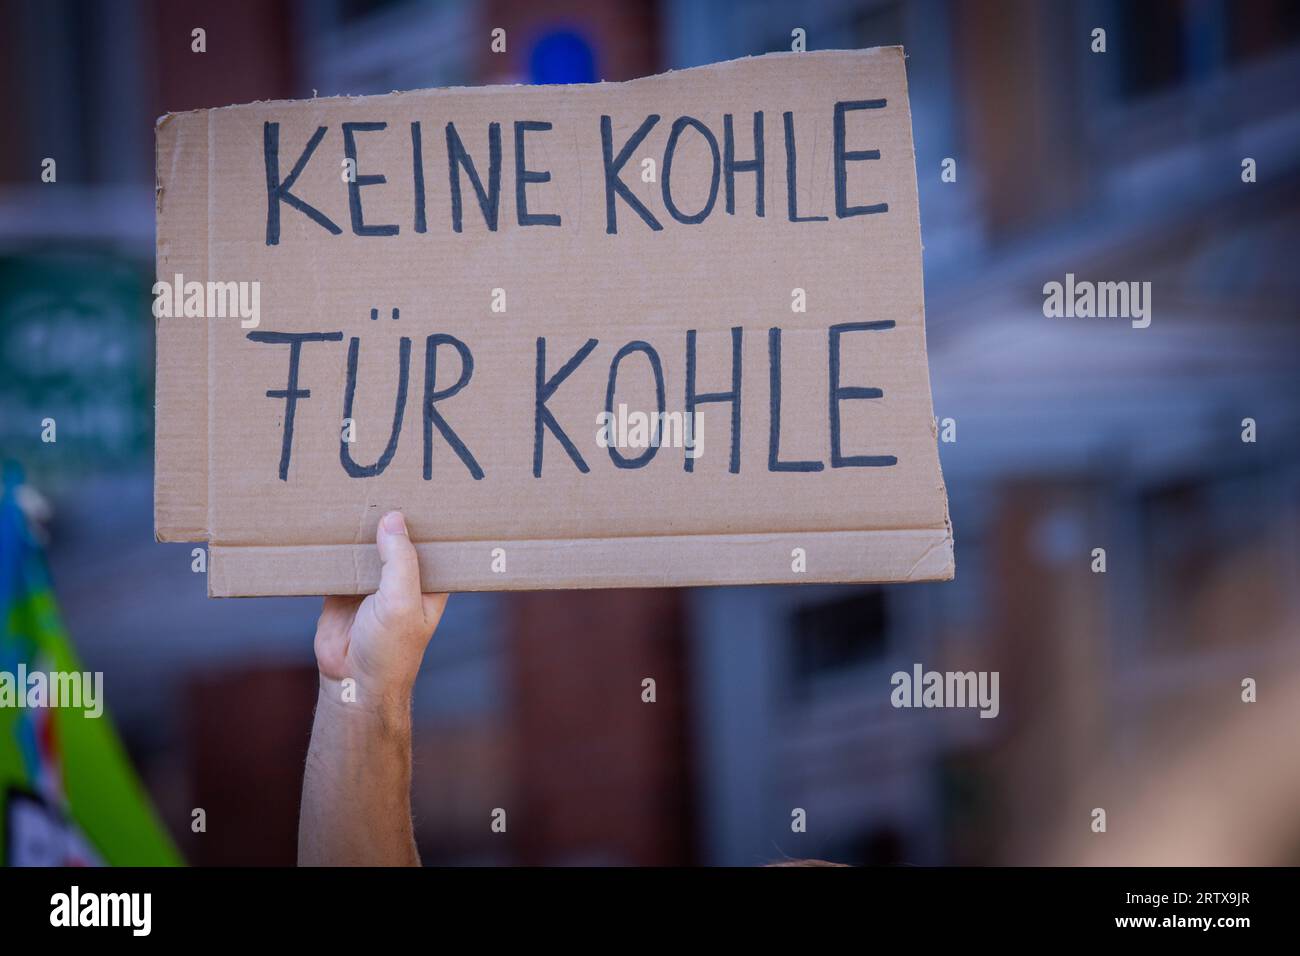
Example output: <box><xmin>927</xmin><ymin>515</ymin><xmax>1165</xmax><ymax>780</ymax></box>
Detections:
<box><xmin>0</xmin><ymin>464</ymin><xmax>180</xmax><ymax>865</ymax></box>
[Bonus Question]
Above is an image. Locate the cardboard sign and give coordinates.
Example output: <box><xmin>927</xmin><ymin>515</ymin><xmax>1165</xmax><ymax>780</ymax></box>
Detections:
<box><xmin>154</xmin><ymin>48</ymin><xmax>953</xmax><ymax>596</ymax></box>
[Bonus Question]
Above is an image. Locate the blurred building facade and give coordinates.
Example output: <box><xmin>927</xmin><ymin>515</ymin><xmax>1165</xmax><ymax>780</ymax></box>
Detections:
<box><xmin>678</xmin><ymin>0</ymin><xmax>1300</xmax><ymax>865</ymax></box>
<box><xmin>1</xmin><ymin>0</ymin><xmax>1297</xmax><ymax>866</ymax></box>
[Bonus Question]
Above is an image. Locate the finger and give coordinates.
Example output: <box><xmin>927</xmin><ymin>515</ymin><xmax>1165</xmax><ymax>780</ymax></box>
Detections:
<box><xmin>320</xmin><ymin>594</ymin><xmax>362</xmax><ymax>620</ymax></box>
<box><xmin>315</xmin><ymin>595</ymin><xmax>361</xmax><ymax>680</ymax></box>
<box><xmin>421</xmin><ymin>592</ymin><xmax>449</xmax><ymax>629</ymax></box>
<box><xmin>317</xmin><ymin>595</ymin><xmax>361</xmax><ymax>636</ymax></box>
<box><xmin>375</xmin><ymin>511</ymin><xmax>421</xmax><ymax>607</ymax></box>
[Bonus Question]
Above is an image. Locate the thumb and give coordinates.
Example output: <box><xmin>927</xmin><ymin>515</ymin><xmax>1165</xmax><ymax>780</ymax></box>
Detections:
<box><xmin>375</xmin><ymin>510</ymin><xmax>421</xmax><ymax>608</ymax></box>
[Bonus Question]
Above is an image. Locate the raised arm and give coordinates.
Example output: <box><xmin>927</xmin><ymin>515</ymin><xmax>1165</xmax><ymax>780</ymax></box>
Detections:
<box><xmin>298</xmin><ymin>511</ymin><xmax>447</xmax><ymax>866</ymax></box>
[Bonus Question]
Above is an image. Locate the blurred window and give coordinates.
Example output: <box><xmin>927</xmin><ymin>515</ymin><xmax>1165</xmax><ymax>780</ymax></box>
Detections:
<box><xmin>1113</xmin><ymin>0</ymin><xmax>1300</xmax><ymax>102</ymax></box>
<box><xmin>1136</xmin><ymin>467</ymin><xmax>1286</xmax><ymax>652</ymax></box>
<box><xmin>1116</xmin><ymin>0</ymin><xmax>1188</xmax><ymax>99</ymax></box>
<box><xmin>788</xmin><ymin>589</ymin><xmax>890</xmax><ymax>687</ymax></box>
<box><xmin>853</xmin><ymin>1</ymin><xmax>906</xmax><ymax>50</ymax></box>
<box><xmin>1227</xmin><ymin>0</ymin><xmax>1300</xmax><ymax>63</ymax></box>
<box><xmin>340</xmin><ymin>0</ymin><xmax>410</xmax><ymax>22</ymax></box>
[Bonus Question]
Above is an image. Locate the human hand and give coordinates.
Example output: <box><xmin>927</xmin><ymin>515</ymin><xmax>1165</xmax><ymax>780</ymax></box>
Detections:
<box><xmin>313</xmin><ymin>510</ymin><xmax>447</xmax><ymax>707</ymax></box>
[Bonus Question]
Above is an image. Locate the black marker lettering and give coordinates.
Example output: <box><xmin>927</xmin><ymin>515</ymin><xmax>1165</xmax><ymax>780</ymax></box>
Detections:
<box><xmin>423</xmin><ymin>334</ymin><xmax>483</xmax><ymax>480</ymax></box>
<box><xmin>340</xmin><ymin>335</ymin><xmax>411</xmax><ymax>477</ymax></box>
<box><xmin>768</xmin><ymin>327</ymin><xmax>823</xmax><ymax>472</ymax></box>
<box><xmin>514</xmin><ymin>120</ymin><xmax>561</xmax><ymax>227</ymax></box>
<box><xmin>342</xmin><ymin>121</ymin><xmax>399</xmax><ymax>237</ymax></box>
<box><xmin>411</xmin><ymin>121</ymin><xmax>427</xmax><ymax>234</ymax></box>
<box><xmin>446</xmin><ymin>121</ymin><xmax>502</xmax><ymax>233</ymax></box>
<box><xmin>833</xmin><ymin>100</ymin><xmax>888</xmax><ymax>218</ymax></box>
<box><xmin>264</xmin><ymin>123</ymin><xmax>342</xmax><ymax>245</ymax></box>
<box><xmin>661</xmin><ymin>116</ymin><xmax>720</xmax><ymax>225</ymax></box>
<box><xmin>534</xmin><ymin>336</ymin><xmax>599</xmax><ymax>477</ymax></box>
<box><xmin>601</xmin><ymin>114</ymin><xmax>663</xmax><ymax>234</ymax></box>
<box><xmin>723</xmin><ymin>112</ymin><xmax>765</xmax><ymax>217</ymax></box>
<box><xmin>684</xmin><ymin>327</ymin><xmax>742</xmax><ymax>474</ymax></box>
<box><xmin>247</xmin><ymin>330</ymin><xmax>344</xmax><ymax>479</ymax></box>
<box><xmin>828</xmin><ymin>321</ymin><xmax>897</xmax><ymax>467</ymax></box>
<box><xmin>783</xmin><ymin>112</ymin><xmax>828</xmax><ymax>223</ymax></box>
<box><xmin>604</xmin><ymin>341</ymin><xmax>666</xmax><ymax>469</ymax></box>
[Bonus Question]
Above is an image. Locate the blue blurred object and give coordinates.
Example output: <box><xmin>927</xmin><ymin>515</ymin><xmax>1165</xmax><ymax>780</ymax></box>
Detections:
<box><xmin>529</xmin><ymin>28</ymin><xmax>597</xmax><ymax>84</ymax></box>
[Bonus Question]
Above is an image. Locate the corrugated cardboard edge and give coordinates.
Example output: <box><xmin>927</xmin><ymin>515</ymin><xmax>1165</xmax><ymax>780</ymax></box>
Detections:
<box><xmin>153</xmin><ymin>110</ymin><xmax>210</xmax><ymax>541</ymax></box>
<box><xmin>209</xmin><ymin>528</ymin><xmax>954</xmax><ymax>596</ymax></box>
<box><xmin>154</xmin><ymin>48</ymin><xmax>904</xmax><ymax>122</ymax></box>
<box><xmin>895</xmin><ymin>45</ymin><xmax>957</xmax><ymax>580</ymax></box>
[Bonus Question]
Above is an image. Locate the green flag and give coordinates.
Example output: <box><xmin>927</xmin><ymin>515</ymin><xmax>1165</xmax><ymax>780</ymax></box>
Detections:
<box><xmin>0</xmin><ymin>464</ymin><xmax>181</xmax><ymax>865</ymax></box>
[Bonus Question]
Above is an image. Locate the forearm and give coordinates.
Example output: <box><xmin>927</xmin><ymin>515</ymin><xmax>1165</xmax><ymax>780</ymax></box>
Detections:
<box><xmin>298</xmin><ymin>679</ymin><xmax>420</xmax><ymax>866</ymax></box>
